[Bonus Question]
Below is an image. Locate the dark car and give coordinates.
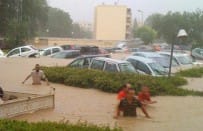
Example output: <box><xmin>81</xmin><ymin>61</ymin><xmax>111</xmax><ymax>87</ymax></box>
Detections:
<box><xmin>51</xmin><ymin>50</ymin><xmax>80</xmax><ymax>59</ymax></box>
<box><xmin>80</xmin><ymin>46</ymin><xmax>108</xmax><ymax>55</ymax></box>
<box><xmin>68</xmin><ymin>54</ymin><xmax>111</xmax><ymax>68</ymax></box>
<box><xmin>61</xmin><ymin>45</ymin><xmax>81</xmax><ymax>50</ymax></box>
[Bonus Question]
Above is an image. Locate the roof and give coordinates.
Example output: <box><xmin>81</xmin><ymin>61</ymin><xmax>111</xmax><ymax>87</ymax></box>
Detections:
<box><xmin>94</xmin><ymin>57</ymin><xmax>129</xmax><ymax>64</ymax></box>
<box><xmin>126</xmin><ymin>56</ymin><xmax>155</xmax><ymax>64</ymax></box>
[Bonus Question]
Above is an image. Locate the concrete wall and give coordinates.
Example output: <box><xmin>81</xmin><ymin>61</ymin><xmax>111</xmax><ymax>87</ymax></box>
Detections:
<box><xmin>32</xmin><ymin>37</ymin><xmax>117</xmax><ymax>48</ymax></box>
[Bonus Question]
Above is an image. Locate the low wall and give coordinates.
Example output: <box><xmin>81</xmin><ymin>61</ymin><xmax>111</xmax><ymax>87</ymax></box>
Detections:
<box><xmin>32</xmin><ymin>37</ymin><xmax>117</xmax><ymax>48</ymax></box>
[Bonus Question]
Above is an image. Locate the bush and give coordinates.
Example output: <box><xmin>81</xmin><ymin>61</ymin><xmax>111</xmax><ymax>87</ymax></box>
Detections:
<box><xmin>43</xmin><ymin>67</ymin><xmax>203</xmax><ymax>96</ymax></box>
<box><xmin>176</xmin><ymin>67</ymin><xmax>203</xmax><ymax>78</ymax></box>
<box><xmin>0</xmin><ymin>119</ymin><xmax>121</xmax><ymax>131</ymax></box>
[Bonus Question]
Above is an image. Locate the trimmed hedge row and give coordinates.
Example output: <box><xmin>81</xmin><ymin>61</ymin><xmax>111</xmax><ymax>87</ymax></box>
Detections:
<box><xmin>0</xmin><ymin>120</ymin><xmax>121</xmax><ymax>131</ymax></box>
<box><xmin>176</xmin><ymin>67</ymin><xmax>203</xmax><ymax>78</ymax></box>
<box><xmin>43</xmin><ymin>67</ymin><xmax>203</xmax><ymax>96</ymax></box>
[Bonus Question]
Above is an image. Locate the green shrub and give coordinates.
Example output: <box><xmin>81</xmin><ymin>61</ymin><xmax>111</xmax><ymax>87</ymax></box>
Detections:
<box><xmin>0</xmin><ymin>119</ymin><xmax>121</xmax><ymax>131</ymax></box>
<box><xmin>42</xmin><ymin>67</ymin><xmax>203</xmax><ymax>96</ymax></box>
<box><xmin>176</xmin><ymin>67</ymin><xmax>203</xmax><ymax>78</ymax></box>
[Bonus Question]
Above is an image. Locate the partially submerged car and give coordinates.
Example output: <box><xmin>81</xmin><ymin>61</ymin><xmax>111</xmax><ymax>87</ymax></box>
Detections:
<box><xmin>125</xmin><ymin>56</ymin><xmax>168</xmax><ymax>76</ymax></box>
<box><xmin>51</xmin><ymin>50</ymin><xmax>80</xmax><ymax>59</ymax></box>
<box><xmin>40</xmin><ymin>46</ymin><xmax>63</xmax><ymax>56</ymax></box>
<box><xmin>68</xmin><ymin>54</ymin><xmax>111</xmax><ymax>69</ymax></box>
<box><xmin>89</xmin><ymin>57</ymin><xmax>136</xmax><ymax>73</ymax></box>
<box><xmin>6</xmin><ymin>45</ymin><xmax>39</xmax><ymax>58</ymax></box>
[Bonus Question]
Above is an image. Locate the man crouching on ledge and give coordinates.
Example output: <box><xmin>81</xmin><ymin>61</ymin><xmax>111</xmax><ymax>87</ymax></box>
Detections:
<box><xmin>22</xmin><ymin>64</ymin><xmax>49</xmax><ymax>85</ymax></box>
<box><xmin>114</xmin><ymin>88</ymin><xmax>150</xmax><ymax>119</ymax></box>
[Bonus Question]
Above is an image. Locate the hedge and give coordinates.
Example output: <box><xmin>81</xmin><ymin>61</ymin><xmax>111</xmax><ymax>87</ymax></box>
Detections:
<box><xmin>0</xmin><ymin>120</ymin><xmax>121</xmax><ymax>131</ymax></box>
<box><xmin>176</xmin><ymin>67</ymin><xmax>203</xmax><ymax>78</ymax></box>
<box><xmin>42</xmin><ymin>67</ymin><xmax>203</xmax><ymax>96</ymax></box>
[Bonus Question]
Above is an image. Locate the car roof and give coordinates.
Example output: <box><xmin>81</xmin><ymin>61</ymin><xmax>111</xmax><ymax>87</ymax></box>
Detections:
<box><xmin>42</xmin><ymin>46</ymin><xmax>62</xmax><ymax>50</ymax></box>
<box><xmin>59</xmin><ymin>50</ymin><xmax>80</xmax><ymax>53</ymax></box>
<box><xmin>76</xmin><ymin>54</ymin><xmax>109</xmax><ymax>59</ymax></box>
<box><xmin>158</xmin><ymin>51</ymin><xmax>189</xmax><ymax>57</ymax></box>
<box><xmin>94</xmin><ymin>57</ymin><xmax>129</xmax><ymax>64</ymax></box>
<box><xmin>133</xmin><ymin>52</ymin><xmax>163</xmax><ymax>57</ymax></box>
<box><xmin>126</xmin><ymin>56</ymin><xmax>155</xmax><ymax>64</ymax></box>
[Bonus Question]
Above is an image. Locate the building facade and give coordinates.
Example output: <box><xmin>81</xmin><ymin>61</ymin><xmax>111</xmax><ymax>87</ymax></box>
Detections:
<box><xmin>94</xmin><ymin>5</ymin><xmax>132</xmax><ymax>41</ymax></box>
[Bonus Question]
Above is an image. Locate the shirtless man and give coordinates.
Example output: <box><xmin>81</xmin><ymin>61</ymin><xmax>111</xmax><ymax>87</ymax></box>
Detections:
<box><xmin>22</xmin><ymin>64</ymin><xmax>49</xmax><ymax>85</ymax></box>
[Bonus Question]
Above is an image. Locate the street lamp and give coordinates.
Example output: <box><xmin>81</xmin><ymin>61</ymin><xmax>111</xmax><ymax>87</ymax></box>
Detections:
<box><xmin>168</xmin><ymin>29</ymin><xmax>188</xmax><ymax>77</ymax></box>
<box><xmin>137</xmin><ymin>10</ymin><xmax>144</xmax><ymax>26</ymax></box>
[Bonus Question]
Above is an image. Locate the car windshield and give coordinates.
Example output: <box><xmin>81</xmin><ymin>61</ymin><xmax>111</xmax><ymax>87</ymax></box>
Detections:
<box><xmin>176</xmin><ymin>56</ymin><xmax>193</xmax><ymax>65</ymax></box>
<box><xmin>151</xmin><ymin>57</ymin><xmax>178</xmax><ymax>67</ymax></box>
<box><xmin>119</xmin><ymin>63</ymin><xmax>136</xmax><ymax>73</ymax></box>
<box><xmin>148</xmin><ymin>62</ymin><xmax>167</xmax><ymax>75</ymax></box>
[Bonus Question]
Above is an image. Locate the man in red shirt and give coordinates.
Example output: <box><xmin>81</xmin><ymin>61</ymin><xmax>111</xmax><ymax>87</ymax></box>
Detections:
<box><xmin>138</xmin><ymin>86</ymin><xmax>157</xmax><ymax>105</ymax></box>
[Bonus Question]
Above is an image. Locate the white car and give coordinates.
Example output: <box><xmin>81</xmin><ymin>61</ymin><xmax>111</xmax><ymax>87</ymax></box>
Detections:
<box><xmin>125</xmin><ymin>56</ymin><xmax>168</xmax><ymax>76</ymax></box>
<box><xmin>158</xmin><ymin>52</ymin><xmax>198</xmax><ymax>70</ymax></box>
<box><xmin>0</xmin><ymin>49</ymin><xmax>4</xmax><ymax>58</ymax></box>
<box><xmin>6</xmin><ymin>45</ymin><xmax>39</xmax><ymax>58</ymax></box>
<box><xmin>40</xmin><ymin>46</ymin><xmax>63</xmax><ymax>56</ymax></box>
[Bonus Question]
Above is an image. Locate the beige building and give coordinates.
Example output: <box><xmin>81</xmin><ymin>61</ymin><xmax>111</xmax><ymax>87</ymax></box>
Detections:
<box><xmin>94</xmin><ymin>5</ymin><xmax>132</xmax><ymax>41</ymax></box>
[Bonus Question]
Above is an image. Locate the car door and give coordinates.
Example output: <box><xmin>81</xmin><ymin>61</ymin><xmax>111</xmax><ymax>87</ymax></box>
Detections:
<box><xmin>43</xmin><ymin>49</ymin><xmax>52</xmax><ymax>56</ymax></box>
<box><xmin>104</xmin><ymin>62</ymin><xmax>118</xmax><ymax>72</ymax></box>
<box><xmin>7</xmin><ymin>48</ymin><xmax>20</xmax><ymax>57</ymax></box>
<box><xmin>90</xmin><ymin>59</ymin><xmax>105</xmax><ymax>70</ymax></box>
<box><xmin>69</xmin><ymin>58</ymin><xmax>85</xmax><ymax>68</ymax></box>
<box><xmin>136</xmin><ymin>61</ymin><xmax>152</xmax><ymax>75</ymax></box>
<box><xmin>20</xmin><ymin>47</ymin><xmax>31</xmax><ymax>57</ymax></box>
<box><xmin>52</xmin><ymin>48</ymin><xmax>61</xmax><ymax>55</ymax></box>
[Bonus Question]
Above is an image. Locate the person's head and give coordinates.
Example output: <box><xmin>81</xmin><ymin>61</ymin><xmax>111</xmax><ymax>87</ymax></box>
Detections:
<box><xmin>126</xmin><ymin>88</ymin><xmax>135</xmax><ymax>99</ymax></box>
<box><xmin>35</xmin><ymin>64</ymin><xmax>40</xmax><ymax>72</ymax></box>
<box><xmin>0</xmin><ymin>87</ymin><xmax>4</xmax><ymax>98</ymax></box>
<box><xmin>141</xmin><ymin>86</ymin><xmax>149</xmax><ymax>93</ymax></box>
<box><xmin>123</xmin><ymin>83</ymin><xmax>131</xmax><ymax>92</ymax></box>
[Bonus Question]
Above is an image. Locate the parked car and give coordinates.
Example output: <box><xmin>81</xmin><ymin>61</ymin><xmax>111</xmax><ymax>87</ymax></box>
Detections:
<box><xmin>51</xmin><ymin>50</ymin><xmax>80</xmax><ymax>59</ymax></box>
<box><xmin>89</xmin><ymin>57</ymin><xmax>136</xmax><ymax>73</ymax></box>
<box><xmin>68</xmin><ymin>54</ymin><xmax>111</xmax><ymax>69</ymax></box>
<box><xmin>60</xmin><ymin>45</ymin><xmax>81</xmax><ymax>50</ymax></box>
<box><xmin>125</xmin><ymin>56</ymin><xmax>168</xmax><ymax>76</ymax></box>
<box><xmin>158</xmin><ymin>52</ymin><xmax>199</xmax><ymax>70</ymax></box>
<box><xmin>192</xmin><ymin>48</ymin><xmax>203</xmax><ymax>60</ymax></box>
<box><xmin>40</xmin><ymin>46</ymin><xmax>63</xmax><ymax>56</ymax></box>
<box><xmin>0</xmin><ymin>49</ymin><xmax>4</xmax><ymax>57</ymax></box>
<box><xmin>80</xmin><ymin>46</ymin><xmax>108</xmax><ymax>55</ymax></box>
<box><xmin>6</xmin><ymin>45</ymin><xmax>39</xmax><ymax>58</ymax></box>
<box><xmin>132</xmin><ymin>52</ymin><xmax>180</xmax><ymax>73</ymax></box>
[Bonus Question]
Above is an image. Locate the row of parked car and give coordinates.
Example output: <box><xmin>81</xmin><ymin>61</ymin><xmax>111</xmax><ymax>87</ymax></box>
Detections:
<box><xmin>67</xmin><ymin>51</ymin><xmax>203</xmax><ymax>77</ymax></box>
<box><xmin>0</xmin><ymin>45</ymin><xmax>108</xmax><ymax>58</ymax></box>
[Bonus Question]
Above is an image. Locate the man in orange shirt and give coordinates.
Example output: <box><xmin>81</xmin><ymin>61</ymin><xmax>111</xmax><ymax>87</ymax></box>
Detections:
<box><xmin>138</xmin><ymin>86</ymin><xmax>157</xmax><ymax>105</ymax></box>
<box><xmin>117</xmin><ymin>83</ymin><xmax>131</xmax><ymax>100</ymax></box>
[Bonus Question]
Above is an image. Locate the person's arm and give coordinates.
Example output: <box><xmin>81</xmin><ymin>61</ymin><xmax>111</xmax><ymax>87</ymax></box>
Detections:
<box><xmin>114</xmin><ymin>100</ymin><xmax>122</xmax><ymax>119</ymax></box>
<box><xmin>22</xmin><ymin>73</ymin><xmax>32</xmax><ymax>84</ymax></box>
<box><xmin>140</xmin><ymin>105</ymin><xmax>150</xmax><ymax>118</ymax></box>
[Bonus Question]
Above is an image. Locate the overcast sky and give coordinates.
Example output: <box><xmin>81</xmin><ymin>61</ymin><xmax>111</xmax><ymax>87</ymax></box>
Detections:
<box><xmin>48</xmin><ymin>0</ymin><xmax>203</xmax><ymax>23</ymax></box>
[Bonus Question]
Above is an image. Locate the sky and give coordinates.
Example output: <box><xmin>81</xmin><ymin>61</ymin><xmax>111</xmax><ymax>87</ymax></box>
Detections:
<box><xmin>48</xmin><ymin>0</ymin><xmax>203</xmax><ymax>23</ymax></box>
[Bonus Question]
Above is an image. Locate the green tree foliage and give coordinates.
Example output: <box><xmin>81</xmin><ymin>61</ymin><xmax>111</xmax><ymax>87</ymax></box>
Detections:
<box><xmin>145</xmin><ymin>10</ymin><xmax>203</xmax><ymax>47</ymax></box>
<box><xmin>135</xmin><ymin>26</ymin><xmax>157</xmax><ymax>44</ymax></box>
<box><xmin>0</xmin><ymin>0</ymin><xmax>48</xmax><ymax>48</ymax></box>
<box><xmin>39</xmin><ymin>7</ymin><xmax>73</xmax><ymax>37</ymax></box>
<box><xmin>39</xmin><ymin>7</ymin><xmax>92</xmax><ymax>38</ymax></box>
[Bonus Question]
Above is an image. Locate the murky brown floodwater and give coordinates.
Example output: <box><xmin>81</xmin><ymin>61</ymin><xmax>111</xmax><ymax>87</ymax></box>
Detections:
<box><xmin>1</xmin><ymin>55</ymin><xmax>203</xmax><ymax>131</ymax></box>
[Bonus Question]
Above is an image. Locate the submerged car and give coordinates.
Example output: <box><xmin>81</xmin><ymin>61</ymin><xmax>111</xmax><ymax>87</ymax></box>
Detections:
<box><xmin>40</xmin><ymin>46</ymin><xmax>63</xmax><ymax>56</ymax></box>
<box><xmin>125</xmin><ymin>56</ymin><xmax>168</xmax><ymax>76</ymax></box>
<box><xmin>51</xmin><ymin>50</ymin><xmax>80</xmax><ymax>59</ymax></box>
<box><xmin>132</xmin><ymin>52</ymin><xmax>180</xmax><ymax>73</ymax></box>
<box><xmin>89</xmin><ymin>57</ymin><xmax>136</xmax><ymax>73</ymax></box>
<box><xmin>68</xmin><ymin>54</ymin><xmax>111</xmax><ymax>69</ymax></box>
<box><xmin>6</xmin><ymin>45</ymin><xmax>39</xmax><ymax>58</ymax></box>
<box><xmin>192</xmin><ymin>48</ymin><xmax>203</xmax><ymax>60</ymax></box>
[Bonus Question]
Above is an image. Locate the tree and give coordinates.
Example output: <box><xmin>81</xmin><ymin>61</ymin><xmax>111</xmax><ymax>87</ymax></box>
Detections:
<box><xmin>135</xmin><ymin>26</ymin><xmax>157</xmax><ymax>44</ymax></box>
<box><xmin>0</xmin><ymin>0</ymin><xmax>48</xmax><ymax>48</ymax></box>
<box><xmin>145</xmin><ymin>10</ymin><xmax>203</xmax><ymax>47</ymax></box>
<box><xmin>39</xmin><ymin>7</ymin><xmax>73</xmax><ymax>37</ymax></box>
